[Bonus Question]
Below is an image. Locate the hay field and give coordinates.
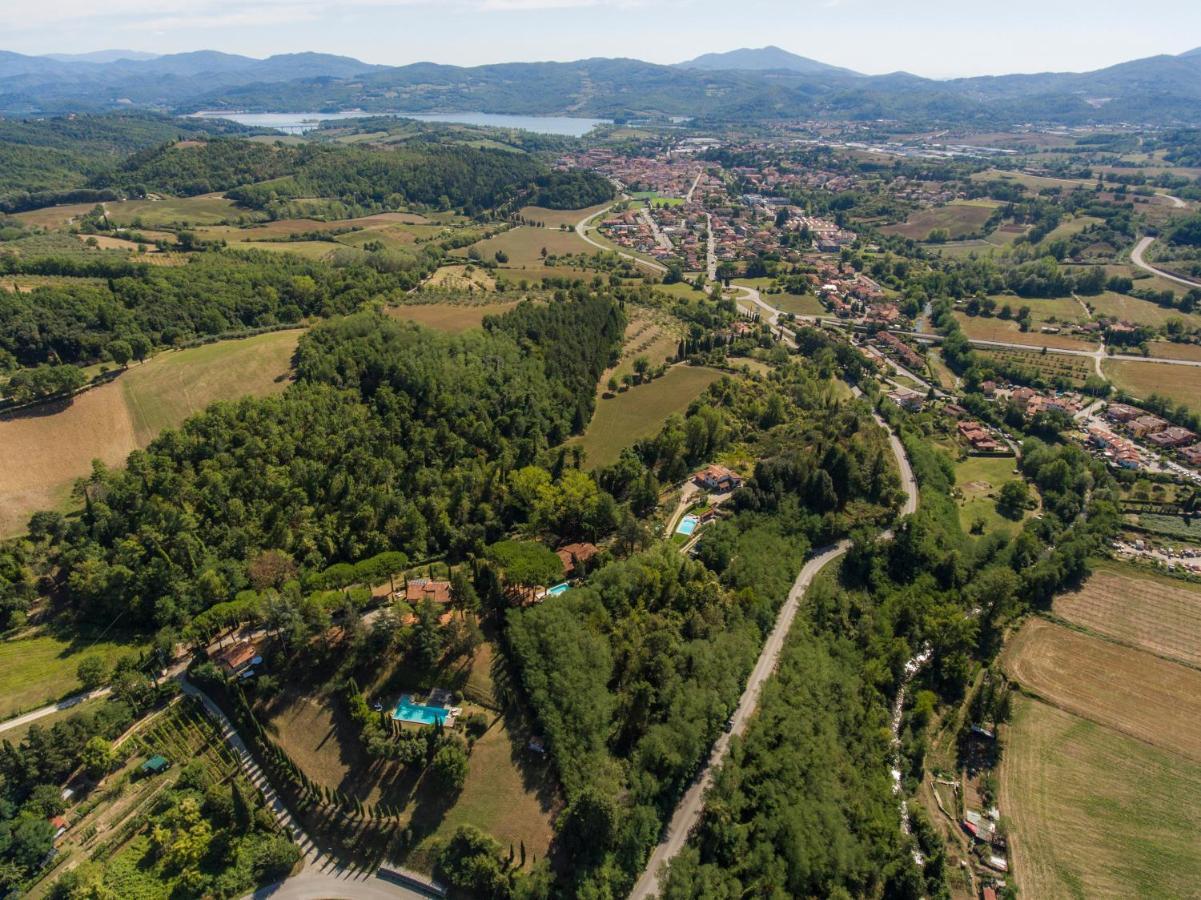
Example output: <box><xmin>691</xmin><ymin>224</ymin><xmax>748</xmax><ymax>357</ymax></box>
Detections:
<box><xmin>385</xmin><ymin>301</ymin><xmax>520</xmax><ymax>333</ymax></box>
<box><xmin>575</xmin><ymin>366</ymin><xmax>724</xmax><ymax>468</ymax></box>
<box><xmin>1000</xmin><ymin>694</ymin><xmax>1201</xmax><ymax>900</ymax></box>
<box><xmin>518</xmin><ymin>203</ymin><xmax>612</xmax><ymax>229</ymax></box>
<box><xmin>1146</xmin><ymin>341</ymin><xmax>1201</xmax><ymax>362</ymax></box>
<box><xmin>1103</xmin><ymin>359</ymin><xmax>1201</xmax><ymax>413</ymax></box>
<box><xmin>1088</xmin><ymin>291</ymin><xmax>1201</xmax><ymax>329</ymax></box>
<box><xmin>954</xmin><ymin>312</ymin><xmax>1098</xmax><ymax>351</ymax></box>
<box><xmin>226</xmin><ymin>239</ymin><xmax>337</xmax><ymax>260</ymax></box>
<box><xmin>880</xmin><ymin>200</ymin><xmax>999</xmax><ymax>240</ymax></box>
<box><xmin>1052</xmin><ymin>562</ymin><xmax>1201</xmax><ymax>668</ymax></box>
<box><xmin>105</xmin><ymin>195</ymin><xmax>250</xmax><ymax>227</ymax></box>
<box><xmin>458</xmin><ymin>226</ymin><xmax>591</xmax><ymax>267</ymax></box>
<box><xmin>1002</xmin><ymin>617</ymin><xmax>1201</xmax><ymax>762</ymax></box>
<box><xmin>0</xmin><ymin>331</ymin><xmax>299</xmax><ymax>537</ymax></box>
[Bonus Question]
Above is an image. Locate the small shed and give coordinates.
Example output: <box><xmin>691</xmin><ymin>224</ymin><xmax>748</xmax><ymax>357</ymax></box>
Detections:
<box><xmin>141</xmin><ymin>755</ymin><xmax>171</xmax><ymax>776</ymax></box>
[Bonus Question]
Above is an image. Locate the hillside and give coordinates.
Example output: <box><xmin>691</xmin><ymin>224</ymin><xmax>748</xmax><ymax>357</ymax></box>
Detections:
<box><xmin>677</xmin><ymin>46</ymin><xmax>860</xmax><ymax>76</ymax></box>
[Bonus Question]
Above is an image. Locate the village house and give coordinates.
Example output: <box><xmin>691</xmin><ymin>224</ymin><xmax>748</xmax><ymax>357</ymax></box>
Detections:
<box><xmin>1146</xmin><ymin>425</ymin><xmax>1197</xmax><ymax>449</ymax></box>
<box><xmin>213</xmin><ymin>642</ymin><xmax>259</xmax><ymax>677</ymax></box>
<box><xmin>957</xmin><ymin>420</ymin><xmax>1002</xmax><ymax>453</ymax></box>
<box><xmin>1180</xmin><ymin>443</ymin><xmax>1201</xmax><ymax>468</ymax></box>
<box><xmin>405</xmin><ymin>578</ymin><xmax>452</xmax><ymax>605</ymax></box>
<box><xmin>694</xmin><ymin>464</ymin><xmax>743</xmax><ymax>492</ymax></box>
<box><xmin>1105</xmin><ymin>402</ymin><xmax>1143</xmax><ymax>423</ymax></box>
<box><xmin>1129</xmin><ymin>414</ymin><xmax>1170</xmax><ymax>437</ymax></box>
<box><xmin>556</xmin><ymin>542</ymin><xmax>599</xmax><ymax>576</ymax></box>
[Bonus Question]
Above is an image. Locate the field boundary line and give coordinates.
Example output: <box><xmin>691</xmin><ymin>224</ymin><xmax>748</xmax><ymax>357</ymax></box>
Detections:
<box><xmin>1039</xmin><ymin>610</ymin><xmax>1201</xmax><ymax>675</ymax></box>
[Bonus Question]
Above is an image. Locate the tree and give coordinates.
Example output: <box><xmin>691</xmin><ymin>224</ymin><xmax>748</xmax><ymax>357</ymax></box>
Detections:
<box><xmin>247</xmin><ymin>550</ymin><xmax>297</xmax><ymax>591</ymax></box>
<box><xmin>432</xmin><ymin>741</ymin><xmax>469</xmax><ymax>790</ymax></box>
<box><xmin>996</xmin><ymin>479</ymin><xmax>1032</xmax><ymax>520</ymax></box>
<box><xmin>632</xmin><ymin>356</ymin><xmax>651</xmax><ymax>384</ymax></box>
<box><xmin>76</xmin><ymin>656</ymin><xmax>108</xmax><ymax>691</ymax></box>
<box><xmin>81</xmin><ymin>736</ymin><xmax>117</xmax><ymax>779</ymax></box>
<box><xmin>486</xmin><ymin>541</ymin><xmax>564</xmax><ymax>603</ymax></box>
<box><xmin>106</xmin><ymin>340</ymin><xmax>132</xmax><ymax>367</ymax></box>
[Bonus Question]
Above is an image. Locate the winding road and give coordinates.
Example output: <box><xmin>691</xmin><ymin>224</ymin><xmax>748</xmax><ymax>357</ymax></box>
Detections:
<box><xmin>575</xmin><ymin>204</ymin><xmax>668</xmax><ymax>275</ymax></box>
<box><xmin>628</xmin><ymin>317</ymin><xmax>919</xmax><ymax>897</ymax></box>
<box><xmin>1131</xmin><ymin>235</ymin><xmax>1201</xmax><ymax>290</ymax></box>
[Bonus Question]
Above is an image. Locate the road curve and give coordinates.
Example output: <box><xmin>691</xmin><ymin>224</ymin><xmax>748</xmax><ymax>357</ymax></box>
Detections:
<box><xmin>1131</xmin><ymin>235</ymin><xmax>1201</xmax><ymax>290</ymax></box>
<box><xmin>628</xmin><ymin>402</ymin><xmax>918</xmax><ymax>899</ymax></box>
<box><xmin>575</xmin><ymin>205</ymin><xmax>668</xmax><ymax>275</ymax></box>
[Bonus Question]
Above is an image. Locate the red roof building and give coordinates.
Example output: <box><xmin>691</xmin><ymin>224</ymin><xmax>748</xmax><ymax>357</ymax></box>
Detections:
<box><xmin>405</xmin><ymin>579</ymin><xmax>452</xmax><ymax>605</ymax></box>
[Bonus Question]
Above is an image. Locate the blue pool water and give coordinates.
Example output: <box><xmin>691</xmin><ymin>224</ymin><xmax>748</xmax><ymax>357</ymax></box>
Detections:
<box><xmin>547</xmin><ymin>582</ymin><xmax>570</xmax><ymax>596</ymax></box>
<box><xmin>393</xmin><ymin>695</ymin><xmax>450</xmax><ymax>726</ymax></box>
<box><xmin>676</xmin><ymin>515</ymin><xmax>700</xmax><ymax>536</ymax></box>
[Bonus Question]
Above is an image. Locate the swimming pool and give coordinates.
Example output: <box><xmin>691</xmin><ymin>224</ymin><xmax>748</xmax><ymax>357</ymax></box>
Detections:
<box><xmin>676</xmin><ymin>515</ymin><xmax>700</xmax><ymax>536</ymax></box>
<box><xmin>547</xmin><ymin>582</ymin><xmax>570</xmax><ymax>596</ymax></box>
<box><xmin>393</xmin><ymin>695</ymin><xmax>450</xmax><ymax>726</ymax></box>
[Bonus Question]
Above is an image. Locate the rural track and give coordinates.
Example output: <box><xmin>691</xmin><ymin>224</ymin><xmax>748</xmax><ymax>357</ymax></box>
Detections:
<box><xmin>629</xmin><ymin>356</ymin><xmax>919</xmax><ymax>898</ymax></box>
<box><xmin>1130</xmin><ymin>235</ymin><xmax>1201</xmax><ymax>290</ymax></box>
<box><xmin>0</xmin><ymin>687</ymin><xmax>113</xmax><ymax>735</ymax></box>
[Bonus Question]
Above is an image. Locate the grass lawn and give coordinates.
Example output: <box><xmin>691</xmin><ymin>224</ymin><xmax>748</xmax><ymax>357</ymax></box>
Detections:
<box><xmin>226</xmin><ymin>240</ymin><xmax>338</xmax><ymax>260</ymax></box>
<box><xmin>105</xmin><ymin>195</ymin><xmax>253</xmax><ymax>228</ymax></box>
<box><xmin>953</xmin><ymin>454</ymin><xmax>1024</xmax><ymax>538</ymax></box>
<box><xmin>654</xmin><ymin>282</ymin><xmax>709</xmax><ymax>301</ymax></box>
<box><xmin>518</xmin><ymin>203</ymin><xmax>612</xmax><ymax>229</ymax></box>
<box><xmin>385</xmin><ymin>301</ymin><xmax>520</xmax><ymax>334</ymax></box>
<box><xmin>1088</xmin><ymin>291</ymin><xmax>1201</xmax><ymax>329</ymax></box>
<box><xmin>1146</xmin><ymin>341</ymin><xmax>1201</xmax><ymax>362</ymax></box>
<box><xmin>574</xmin><ymin>366</ymin><xmax>725</xmax><ymax>468</ymax></box>
<box><xmin>1001</xmin><ymin>618</ymin><xmax>1201</xmax><ymax>763</ymax></box>
<box><xmin>0</xmin><ymin>630</ymin><xmax>148</xmax><ymax>719</ymax></box>
<box><xmin>1000</xmin><ymin>694</ymin><xmax>1201</xmax><ymax>900</ymax></box>
<box><xmin>767</xmin><ymin>293</ymin><xmax>828</xmax><ymax>317</ymax></box>
<box><xmin>1103</xmin><ymin>359</ymin><xmax>1201</xmax><ymax>414</ymax></box>
<box><xmin>880</xmin><ymin>200</ymin><xmax>1000</xmax><ymax>241</ymax></box>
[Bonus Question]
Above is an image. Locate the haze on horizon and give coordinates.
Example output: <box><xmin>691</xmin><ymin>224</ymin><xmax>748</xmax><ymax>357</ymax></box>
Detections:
<box><xmin>3</xmin><ymin>0</ymin><xmax>1200</xmax><ymax>80</ymax></box>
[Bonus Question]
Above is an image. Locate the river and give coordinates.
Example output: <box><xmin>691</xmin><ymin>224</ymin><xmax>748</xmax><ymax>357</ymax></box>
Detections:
<box><xmin>187</xmin><ymin>110</ymin><xmax>611</xmax><ymax>137</ymax></box>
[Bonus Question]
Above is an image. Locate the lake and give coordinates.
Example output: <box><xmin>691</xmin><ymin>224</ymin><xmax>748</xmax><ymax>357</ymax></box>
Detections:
<box><xmin>188</xmin><ymin>110</ymin><xmax>610</xmax><ymax>137</ymax></box>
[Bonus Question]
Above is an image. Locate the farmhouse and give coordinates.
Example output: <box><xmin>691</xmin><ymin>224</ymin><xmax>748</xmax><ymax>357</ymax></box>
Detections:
<box><xmin>213</xmin><ymin>642</ymin><xmax>258</xmax><ymax>677</ymax></box>
<box><xmin>405</xmin><ymin>578</ymin><xmax>452</xmax><ymax>604</ymax></box>
<box><xmin>694</xmin><ymin>464</ymin><xmax>743</xmax><ymax>492</ymax></box>
<box><xmin>556</xmin><ymin>542</ymin><xmax>599</xmax><ymax>575</ymax></box>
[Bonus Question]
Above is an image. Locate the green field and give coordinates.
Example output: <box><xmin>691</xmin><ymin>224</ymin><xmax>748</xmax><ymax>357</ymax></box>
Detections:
<box><xmin>457</xmin><ymin>225</ymin><xmax>592</xmax><ymax>268</ymax></box>
<box><xmin>880</xmin><ymin>199</ymin><xmax>1000</xmax><ymax>241</ymax></box>
<box><xmin>105</xmin><ymin>195</ymin><xmax>252</xmax><ymax>228</ymax></box>
<box><xmin>1088</xmin><ymin>291</ymin><xmax>1201</xmax><ymax>329</ymax></box>
<box><xmin>1001</xmin><ymin>694</ymin><xmax>1201</xmax><ymax>900</ymax></box>
<box><xmin>0</xmin><ymin>330</ymin><xmax>300</xmax><ymax>537</ymax></box>
<box><xmin>0</xmin><ymin>630</ymin><xmax>148</xmax><ymax>719</ymax></box>
<box><xmin>955</xmin><ymin>312</ymin><xmax>1098</xmax><ymax>351</ymax></box>
<box><xmin>976</xmin><ymin>347</ymin><xmax>1096</xmax><ymax>385</ymax></box>
<box><xmin>1103</xmin><ymin>359</ymin><xmax>1201</xmax><ymax>414</ymax></box>
<box><xmin>953</xmin><ymin>454</ymin><xmax>1024</xmax><ymax>538</ymax></box>
<box><xmin>227</xmin><ymin>240</ymin><xmax>337</xmax><ymax>260</ymax></box>
<box><xmin>992</xmin><ymin>295</ymin><xmax>1087</xmax><ymax>324</ymax></box>
<box><xmin>575</xmin><ymin>366</ymin><xmax>725</xmax><ymax>468</ymax></box>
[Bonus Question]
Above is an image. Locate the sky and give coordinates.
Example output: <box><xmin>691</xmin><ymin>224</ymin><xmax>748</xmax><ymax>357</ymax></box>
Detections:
<box><xmin>2</xmin><ymin>0</ymin><xmax>1199</xmax><ymax>79</ymax></box>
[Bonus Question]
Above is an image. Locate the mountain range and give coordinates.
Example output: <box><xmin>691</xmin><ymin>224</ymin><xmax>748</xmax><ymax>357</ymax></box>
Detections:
<box><xmin>2</xmin><ymin>46</ymin><xmax>1200</xmax><ymax>127</ymax></box>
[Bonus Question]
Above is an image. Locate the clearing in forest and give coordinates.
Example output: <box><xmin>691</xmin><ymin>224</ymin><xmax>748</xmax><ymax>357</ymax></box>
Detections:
<box><xmin>1052</xmin><ymin>561</ymin><xmax>1201</xmax><ymax>668</ymax></box>
<box><xmin>456</xmin><ymin>225</ymin><xmax>591</xmax><ymax>268</ymax></box>
<box><xmin>0</xmin><ymin>330</ymin><xmax>300</xmax><ymax>537</ymax></box>
<box><xmin>574</xmin><ymin>365</ymin><xmax>725</xmax><ymax>468</ymax></box>
<box><xmin>385</xmin><ymin>301</ymin><xmax>520</xmax><ymax>334</ymax></box>
<box><xmin>1001</xmin><ymin>617</ymin><xmax>1201</xmax><ymax>763</ymax></box>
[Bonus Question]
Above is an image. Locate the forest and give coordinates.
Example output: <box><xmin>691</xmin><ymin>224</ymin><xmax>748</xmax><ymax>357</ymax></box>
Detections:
<box><xmin>26</xmin><ymin>294</ymin><xmax>622</xmax><ymax>631</ymax></box>
<box><xmin>506</xmin><ymin>350</ymin><xmax>903</xmax><ymax>896</ymax></box>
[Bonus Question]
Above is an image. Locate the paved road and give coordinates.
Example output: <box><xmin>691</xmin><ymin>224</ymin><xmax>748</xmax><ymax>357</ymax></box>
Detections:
<box><xmin>705</xmin><ymin>213</ymin><xmax>716</xmax><ymax>282</ymax></box>
<box><xmin>1131</xmin><ymin>235</ymin><xmax>1201</xmax><ymax>290</ymax></box>
<box><xmin>627</xmin><ymin>538</ymin><xmax>852</xmax><ymax>899</ymax></box>
<box><xmin>575</xmin><ymin>204</ymin><xmax>667</xmax><ymax>275</ymax></box>
<box><xmin>898</xmin><ymin>329</ymin><xmax>1201</xmax><ymax>369</ymax></box>
<box><xmin>685</xmin><ymin>170</ymin><xmax>703</xmax><ymax>204</ymax></box>
<box><xmin>0</xmin><ymin>688</ymin><xmax>113</xmax><ymax>735</ymax></box>
<box><xmin>628</xmin><ymin>399</ymin><xmax>919</xmax><ymax>898</ymax></box>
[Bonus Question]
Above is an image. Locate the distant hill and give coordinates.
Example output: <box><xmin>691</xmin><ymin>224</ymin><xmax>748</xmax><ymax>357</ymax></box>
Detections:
<box><xmin>42</xmin><ymin>50</ymin><xmax>159</xmax><ymax>64</ymax></box>
<box><xmin>678</xmin><ymin>46</ymin><xmax>860</xmax><ymax>77</ymax></box>
<box><xmin>2</xmin><ymin>46</ymin><xmax>1201</xmax><ymax>127</ymax></box>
